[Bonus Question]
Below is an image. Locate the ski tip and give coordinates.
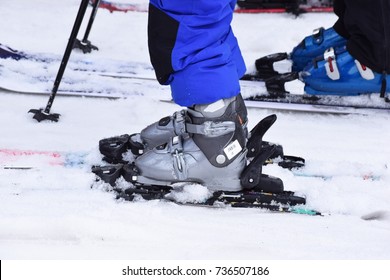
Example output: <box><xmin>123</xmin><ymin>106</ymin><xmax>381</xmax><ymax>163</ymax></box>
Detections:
<box><xmin>1</xmin><ymin>166</ymin><xmax>34</xmax><ymax>170</ymax></box>
<box><xmin>361</xmin><ymin>211</ymin><xmax>390</xmax><ymax>221</ymax></box>
<box><xmin>291</xmin><ymin>207</ymin><xmax>323</xmax><ymax>216</ymax></box>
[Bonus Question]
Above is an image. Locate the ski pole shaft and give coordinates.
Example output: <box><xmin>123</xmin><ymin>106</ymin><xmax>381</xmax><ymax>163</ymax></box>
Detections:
<box><xmin>44</xmin><ymin>0</ymin><xmax>89</xmax><ymax>113</ymax></box>
<box><xmin>82</xmin><ymin>0</ymin><xmax>101</xmax><ymax>42</ymax></box>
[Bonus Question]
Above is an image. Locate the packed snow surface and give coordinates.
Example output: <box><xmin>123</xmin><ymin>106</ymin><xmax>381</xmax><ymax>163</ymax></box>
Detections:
<box><xmin>0</xmin><ymin>0</ymin><xmax>390</xmax><ymax>259</ymax></box>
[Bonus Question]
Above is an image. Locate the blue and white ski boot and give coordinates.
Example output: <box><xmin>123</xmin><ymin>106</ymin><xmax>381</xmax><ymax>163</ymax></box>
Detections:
<box><xmin>300</xmin><ymin>47</ymin><xmax>390</xmax><ymax>96</ymax></box>
<box><xmin>290</xmin><ymin>27</ymin><xmax>347</xmax><ymax>72</ymax></box>
<box><xmin>242</xmin><ymin>27</ymin><xmax>347</xmax><ymax>80</ymax></box>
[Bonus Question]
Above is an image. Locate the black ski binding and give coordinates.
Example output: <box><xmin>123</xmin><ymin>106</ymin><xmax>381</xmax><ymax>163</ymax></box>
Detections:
<box><xmin>91</xmin><ymin>164</ymin><xmax>123</xmax><ymax>186</ymax></box>
<box><xmin>241</xmin><ymin>52</ymin><xmax>289</xmax><ymax>81</ymax></box>
<box><xmin>99</xmin><ymin>134</ymin><xmax>131</xmax><ymax>164</ymax></box>
<box><xmin>247</xmin><ymin>114</ymin><xmax>277</xmax><ymax>158</ymax></box>
<box><xmin>265</xmin><ymin>72</ymin><xmax>299</xmax><ymax>96</ymax></box>
<box><xmin>246</xmin><ymin>114</ymin><xmax>305</xmax><ymax>169</ymax></box>
<box><xmin>241</xmin><ymin>145</ymin><xmax>284</xmax><ymax>193</ymax></box>
<box><xmin>91</xmin><ymin>162</ymin><xmax>143</xmax><ymax>186</ymax></box>
<box><xmin>99</xmin><ymin>133</ymin><xmax>144</xmax><ymax>164</ymax></box>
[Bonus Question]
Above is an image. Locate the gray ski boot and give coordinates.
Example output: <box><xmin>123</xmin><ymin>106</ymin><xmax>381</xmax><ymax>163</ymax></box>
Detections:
<box><xmin>137</xmin><ymin>93</ymin><xmax>248</xmax><ymax>154</ymax></box>
<box><xmin>133</xmin><ymin>94</ymin><xmax>248</xmax><ymax>191</ymax></box>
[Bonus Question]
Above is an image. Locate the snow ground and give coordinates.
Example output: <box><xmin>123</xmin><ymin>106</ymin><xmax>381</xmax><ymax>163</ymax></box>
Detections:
<box><xmin>1</xmin><ymin>0</ymin><xmax>390</xmax><ymax>261</ymax></box>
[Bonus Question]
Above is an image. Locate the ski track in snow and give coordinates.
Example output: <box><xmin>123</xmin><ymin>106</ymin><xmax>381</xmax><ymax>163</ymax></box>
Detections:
<box><xmin>0</xmin><ymin>0</ymin><xmax>390</xmax><ymax>260</ymax></box>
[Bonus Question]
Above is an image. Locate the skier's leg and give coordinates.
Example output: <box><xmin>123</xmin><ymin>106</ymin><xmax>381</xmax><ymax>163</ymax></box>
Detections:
<box><xmin>135</xmin><ymin>0</ymin><xmax>248</xmax><ymax>190</ymax></box>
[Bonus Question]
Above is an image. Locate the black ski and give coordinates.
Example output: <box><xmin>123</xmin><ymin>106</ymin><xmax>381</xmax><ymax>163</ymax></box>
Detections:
<box><xmin>112</xmin><ymin>184</ymin><xmax>321</xmax><ymax>216</ymax></box>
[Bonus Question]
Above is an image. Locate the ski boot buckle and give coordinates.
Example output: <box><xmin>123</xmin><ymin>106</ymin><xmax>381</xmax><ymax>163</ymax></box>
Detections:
<box><xmin>312</xmin><ymin>27</ymin><xmax>325</xmax><ymax>45</ymax></box>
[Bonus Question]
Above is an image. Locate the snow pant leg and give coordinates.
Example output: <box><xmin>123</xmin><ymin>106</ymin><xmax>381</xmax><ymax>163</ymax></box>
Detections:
<box><xmin>332</xmin><ymin>0</ymin><xmax>350</xmax><ymax>39</ymax></box>
<box><xmin>340</xmin><ymin>0</ymin><xmax>390</xmax><ymax>73</ymax></box>
<box><xmin>147</xmin><ymin>0</ymin><xmax>246</xmax><ymax>107</ymax></box>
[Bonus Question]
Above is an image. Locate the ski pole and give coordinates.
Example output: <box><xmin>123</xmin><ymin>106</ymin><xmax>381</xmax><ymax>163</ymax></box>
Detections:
<box><xmin>29</xmin><ymin>0</ymin><xmax>90</xmax><ymax>122</ymax></box>
<box><xmin>74</xmin><ymin>0</ymin><xmax>101</xmax><ymax>53</ymax></box>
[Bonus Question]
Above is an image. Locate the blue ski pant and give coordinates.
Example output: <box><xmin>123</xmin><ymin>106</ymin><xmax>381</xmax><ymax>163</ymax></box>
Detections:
<box><xmin>148</xmin><ymin>0</ymin><xmax>246</xmax><ymax>107</ymax></box>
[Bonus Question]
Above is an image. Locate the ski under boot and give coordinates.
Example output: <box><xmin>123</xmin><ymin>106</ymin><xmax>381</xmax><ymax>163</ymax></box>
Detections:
<box><xmin>300</xmin><ymin>47</ymin><xmax>390</xmax><ymax>98</ymax></box>
<box><xmin>94</xmin><ymin>112</ymin><xmax>305</xmax><ymax>195</ymax></box>
<box><xmin>92</xmin><ymin>142</ymin><xmax>311</xmax><ymax>212</ymax></box>
<box><xmin>92</xmin><ymin>101</ymin><xmax>310</xmax><ymax>210</ymax></box>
